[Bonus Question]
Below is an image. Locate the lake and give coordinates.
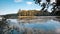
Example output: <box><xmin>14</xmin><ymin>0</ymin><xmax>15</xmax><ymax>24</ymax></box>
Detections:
<box><xmin>3</xmin><ymin>17</ymin><xmax>60</xmax><ymax>34</ymax></box>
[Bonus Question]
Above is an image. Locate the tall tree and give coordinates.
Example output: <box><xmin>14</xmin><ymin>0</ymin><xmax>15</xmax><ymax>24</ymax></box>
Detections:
<box><xmin>34</xmin><ymin>0</ymin><xmax>60</xmax><ymax>16</ymax></box>
<box><xmin>34</xmin><ymin>0</ymin><xmax>50</xmax><ymax>11</ymax></box>
<box><xmin>51</xmin><ymin>0</ymin><xmax>60</xmax><ymax>16</ymax></box>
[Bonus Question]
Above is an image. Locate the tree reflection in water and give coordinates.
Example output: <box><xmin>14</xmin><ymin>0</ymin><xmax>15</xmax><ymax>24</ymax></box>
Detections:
<box><xmin>0</xmin><ymin>19</ymin><xmax>60</xmax><ymax>34</ymax></box>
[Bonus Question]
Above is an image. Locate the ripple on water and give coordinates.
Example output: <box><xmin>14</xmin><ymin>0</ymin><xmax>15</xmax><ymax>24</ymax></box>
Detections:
<box><xmin>6</xmin><ymin>19</ymin><xmax>60</xmax><ymax>34</ymax></box>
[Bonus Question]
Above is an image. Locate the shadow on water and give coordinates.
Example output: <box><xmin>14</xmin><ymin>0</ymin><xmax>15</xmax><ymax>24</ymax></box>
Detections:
<box><xmin>0</xmin><ymin>17</ymin><xmax>60</xmax><ymax>34</ymax></box>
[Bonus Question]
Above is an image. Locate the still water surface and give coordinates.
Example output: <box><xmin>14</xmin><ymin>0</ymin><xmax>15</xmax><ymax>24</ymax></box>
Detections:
<box><xmin>6</xmin><ymin>19</ymin><xmax>60</xmax><ymax>34</ymax></box>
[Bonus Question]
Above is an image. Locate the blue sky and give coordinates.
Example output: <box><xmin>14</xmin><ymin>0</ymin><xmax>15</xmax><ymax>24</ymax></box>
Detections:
<box><xmin>0</xmin><ymin>0</ymin><xmax>55</xmax><ymax>15</ymax></box>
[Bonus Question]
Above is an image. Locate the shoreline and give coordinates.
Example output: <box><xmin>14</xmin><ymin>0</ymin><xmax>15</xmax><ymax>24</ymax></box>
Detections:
<box><xmin>17</xmin><ymin>16</ymin><xmax>60</xmax><ymax>23</ymax></box>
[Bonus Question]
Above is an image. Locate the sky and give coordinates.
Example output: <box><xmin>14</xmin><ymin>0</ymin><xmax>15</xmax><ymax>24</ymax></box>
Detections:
<box><xmin>0</xmin><ymin>0</ymin><xmax>55</xmax><ymax>15</ymax></box>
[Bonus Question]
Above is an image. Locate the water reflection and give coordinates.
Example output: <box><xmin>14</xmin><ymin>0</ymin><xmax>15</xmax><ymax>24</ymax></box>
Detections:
<box><xmin>3</xmin><ymin>19</ymin><xmax>60</xmax><ymax>34</ymax></box>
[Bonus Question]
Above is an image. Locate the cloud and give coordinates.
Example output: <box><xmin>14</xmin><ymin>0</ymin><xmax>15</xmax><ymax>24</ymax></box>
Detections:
<box><xmin>14</xmin><ymin>0</ymin><xmax>22</xmax><ymax>2</ymax></box>
<box><xmin>51</xmin><ymin>0</ymin><xmax>55</xmax><ymax>3</ymax></box>
<box><xmin>36</xmin><ymin>9</ymin><xmax>40</xmax><ymax>10</ymax></box>
<box><xmin>26</xmin><ymin>2</ymin><xmax>32</xmax><ymax>5</ymax></box>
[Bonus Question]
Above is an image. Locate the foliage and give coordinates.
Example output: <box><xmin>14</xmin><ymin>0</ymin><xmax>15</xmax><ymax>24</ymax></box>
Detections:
<box><xmin>3</xmin><ymin>14</ymin><xmax>18</xmax><ymax>19</ymax></box>
<box><xmin>33</xmin><ymin>0</ymin><xmax>60</xmax><ymax>16</ymax></box>
<box><xmin>34</xmin><ymin>0</ymin><xmax>50</xmax><ymax>11</ymax></box>
<box><xmin>18</xmin><ymin>10</ymin><xmax>50</xmax><ymax>16</ymax></box>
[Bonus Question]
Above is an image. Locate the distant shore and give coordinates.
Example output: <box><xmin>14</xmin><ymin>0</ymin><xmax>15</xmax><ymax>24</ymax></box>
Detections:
<box><xmin>18</xmin><ymin>16</ymin><xmax>60</xmax><ymax>19</ymax></box>
<box><xmin>17</xmin><ymin>16</ymin><xmax>60</xmax><ymax>23</ymax></box>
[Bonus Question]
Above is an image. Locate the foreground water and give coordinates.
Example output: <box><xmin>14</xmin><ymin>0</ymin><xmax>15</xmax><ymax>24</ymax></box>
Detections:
<box><xmin>5</xmin><ymin>18</ymin><xmax>60</xmax><ymax>34</ymax></box>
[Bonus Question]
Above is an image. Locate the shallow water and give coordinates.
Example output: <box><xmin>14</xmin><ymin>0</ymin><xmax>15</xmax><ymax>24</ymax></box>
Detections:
<box><xmin>6</xmin><ymin>18</ymin><xmax>60</xmax><ymax>34</ymax></box>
